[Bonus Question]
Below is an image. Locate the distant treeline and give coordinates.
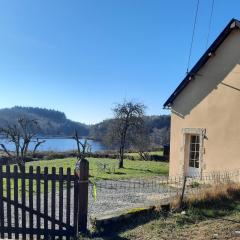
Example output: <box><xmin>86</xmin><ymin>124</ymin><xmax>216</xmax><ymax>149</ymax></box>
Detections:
<box><xmin>0</xmin><ymin>106</ymin><xmax>89</xmax><ymax>137</ymax></box>
<box><xmin>89</xmin><ymin>115</ymin><xmax>170</xmax><ymax>147</ymax></box>
<box><xmin>0</xmin><ymin>106</ymin><xmax>170</xmax><ymax>146</ymax></box>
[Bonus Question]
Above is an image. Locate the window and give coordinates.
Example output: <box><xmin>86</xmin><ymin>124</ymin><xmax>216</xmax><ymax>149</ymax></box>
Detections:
<box><xmin>189</xmin><ymin>135</ymin><xmax>200</xmax><ymax>168</ymax></box>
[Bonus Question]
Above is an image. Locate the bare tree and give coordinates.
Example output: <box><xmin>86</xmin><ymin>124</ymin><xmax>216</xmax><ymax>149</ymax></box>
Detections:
<box><xmin>107</xmin><ymin>101</ymin><xmax>146</xmax><ymax>168</ymax></box>
<box><xmin>32</xmin><ymin>138</ymin><xmax>46</xmax><ymax>156</ymax></box>
<box><xmin>73</xmin><ymin>129</ymin><xmax>91</xmax><ymax>165</ymax></box>
<box><xmin>0</xmin><ymin>118</ymin><xmax>45</xmax><ymax>171</ymax></box>
<box><xmin>134</xmin><ymin>127</ymin><xmax>151</xmax><ymax>161</ymax></box>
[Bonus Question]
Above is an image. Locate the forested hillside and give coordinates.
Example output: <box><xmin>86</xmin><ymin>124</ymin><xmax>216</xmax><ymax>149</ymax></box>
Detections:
<box><xmin>89</xmin><ymin>115</ymin><xmax>170</xmax><ymax>146</ymax></box>
<box><xmin>0</xmin><ymin>107</ymin><xmax>170</xmax><ymax>146</ymax></box>
<box><xmin>0</xmin><ymin>106</ymin><xmax>89</xmax><ymax>137</ymax></box>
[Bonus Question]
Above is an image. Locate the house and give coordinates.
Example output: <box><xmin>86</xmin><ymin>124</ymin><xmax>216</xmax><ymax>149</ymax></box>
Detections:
<box><xmin>164</xmin><ymin>19</ymin><xmax>240</xmax><ymax>177</ymax></box>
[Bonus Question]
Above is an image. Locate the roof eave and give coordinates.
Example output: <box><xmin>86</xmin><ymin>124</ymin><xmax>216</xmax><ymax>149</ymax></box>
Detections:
<box><xmin>163</xmin><ymin>18</ymin><xmax>240</xmax><ymax>109</ymax></box>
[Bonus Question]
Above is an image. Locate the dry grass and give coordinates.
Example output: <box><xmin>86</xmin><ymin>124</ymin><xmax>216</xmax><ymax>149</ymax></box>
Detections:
<box><xmin>119</xmin><ymin>212</ymin><xmax>240</xmax><ymax>240</ymax></box>
<box><xmin>190</xmin><ymin>182</ymin><xmax>240</xmax><ymax>201</ymax></box>
<box><xmin>172</xmin><ymin>182</ymin><xmax>240</xmax><ymax>211</ymax></box>
<box><xmin>118</xmin><ymin>183</ymin><xmax>240</xmax><ymax>240</ymax></box>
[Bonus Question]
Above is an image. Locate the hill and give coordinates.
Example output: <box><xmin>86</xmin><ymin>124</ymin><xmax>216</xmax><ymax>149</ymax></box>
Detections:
<box><xmin>89</xmin><ymin>115</ymin><xmax>170</xmax><ymax>146</ymax></box>
<box><xmin>0</xmin><ymin>107</ymin><xmax>170</xmax><ymax>146</ymax></box>
<box><xmin>0</xmin><ymin>106</ymin><xmax>89</xmax><ymax>137</ymax></box>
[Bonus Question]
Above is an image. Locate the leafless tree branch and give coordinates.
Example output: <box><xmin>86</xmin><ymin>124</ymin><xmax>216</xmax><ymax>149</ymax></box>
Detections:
<box><xmin>0</xmin><ymin>118</ymin><xmax>44</xmax><ymax>171</ymax></box>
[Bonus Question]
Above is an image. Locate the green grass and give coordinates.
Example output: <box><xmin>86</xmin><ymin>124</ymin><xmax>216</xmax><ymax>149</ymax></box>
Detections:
<box><xmin>26</xmin><ymin>157</ymin><xmax>169</xmax><ymax>180</ymax></box>
<box><xmin>1</xmin><ymin>157</ymin><xmax>168</xmax><ymax>197</ymax></box>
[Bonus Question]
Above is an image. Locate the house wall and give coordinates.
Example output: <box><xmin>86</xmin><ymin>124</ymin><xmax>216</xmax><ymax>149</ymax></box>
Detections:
<box><xmin>169</xmin><ymin>29</ymin><xmax>240</xmax><ymax>177</ymax></box>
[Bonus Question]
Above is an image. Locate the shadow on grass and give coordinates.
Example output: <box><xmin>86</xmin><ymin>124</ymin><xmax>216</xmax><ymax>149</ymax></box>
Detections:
<box><xmin>86</xmin><ymin>199</ymin><xmax>240</xmax><ymax>239</ymax></box>
<box><xmin>111</xmin><ymin>172</ymin><xmax>126</xmax><ymax>175</ymax></box>
<box><xmin>90</xmin><ymin>209</ymin><xmax>165</xmax><ymax>240</ymax></box>
<box><xmin>177</xmin><ymin>196</ymin><xmax>240</xmax><ymax>226</ymax></box>
<box><xmin>186</xmin><ymin>195</ymin><xmax>240</xmax><ymax>217</ymax></box>
<box><xmin>124</xmin><ymin>167</ymin><xmax>167</xmax><ymax>175</ymax></box>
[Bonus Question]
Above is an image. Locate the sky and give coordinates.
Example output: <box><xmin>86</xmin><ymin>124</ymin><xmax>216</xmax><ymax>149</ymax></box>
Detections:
<box><xmin>0</xmin><ymin>0</ymin><xmax>240</xmax><ymax>124</ymax></box>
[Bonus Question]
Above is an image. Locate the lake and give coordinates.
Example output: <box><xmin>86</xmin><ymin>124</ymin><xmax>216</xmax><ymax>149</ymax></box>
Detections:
<box><xmin>0</xmin><ymin>138</ymin><xmax>107</xmax><ymax>152</ymax></box>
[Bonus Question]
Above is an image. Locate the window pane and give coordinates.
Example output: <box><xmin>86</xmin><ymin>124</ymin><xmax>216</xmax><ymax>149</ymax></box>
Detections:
<box><xmin>191</xmin><ymin>135</ymin><xmax>196</xmax><ymax>143</ymax></box>
<box><xmin>189</xmin><ymin>134</ymin><xmax>200</xmax><ymax>169</ymax></box>
<box><xmin>189</xmin><ymin>160</ymin><xmax>195</xmax><ymax>167</ymax></box>
<box><xmin>195</xmin><ymin>161</ymin><xmax>199</xmax><ymax>168</ymax></box>
<box><xmin>190</xmin><ymin>152</ymin><xmax>195</xmax><ymax>160</ymax></box>
<box><xmin>195</xmin><ymin>144</ymin><xmax>200</xmax><ymax>152</ymax></box>
<box><xmin>190</xmin><ymin>144</ymin><xmax>195</xmax><ymax>151</ymax></box>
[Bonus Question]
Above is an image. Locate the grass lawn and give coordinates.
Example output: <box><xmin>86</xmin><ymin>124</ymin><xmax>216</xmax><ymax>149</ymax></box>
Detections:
<box><xmin>26</xmin><ymin>157</ymin><xmax>169</xmax><ymax>180</ymax></box>
<box><xmin>1</xmin><ymin>157</ymin><xmax>168</xmax><ymax>197</ymax></box>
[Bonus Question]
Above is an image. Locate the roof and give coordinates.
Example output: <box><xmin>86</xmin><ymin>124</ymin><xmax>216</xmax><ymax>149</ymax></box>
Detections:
<box><xmin>163</xmin><ymin>18</ymin><xmax>240</xmax><ymax>109</ymax></box>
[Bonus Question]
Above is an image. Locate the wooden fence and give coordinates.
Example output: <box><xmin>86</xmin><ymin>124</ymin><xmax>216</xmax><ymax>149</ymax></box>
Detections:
<box><xmin>0</xmin><ymin>159</ymin><xmax>89</xmax><ymax>239</ymax></box>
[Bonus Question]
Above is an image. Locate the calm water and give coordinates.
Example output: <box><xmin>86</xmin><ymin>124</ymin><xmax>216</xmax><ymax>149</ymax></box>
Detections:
<box><xmin>0</xmin><ymin>138</ymin><xmax>106</xmax><ymax>152</ymax></box>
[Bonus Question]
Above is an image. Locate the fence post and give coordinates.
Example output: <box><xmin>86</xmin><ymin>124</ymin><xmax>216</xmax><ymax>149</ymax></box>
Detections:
<box><xmin>78</xmin><ymin>159</ymin><xmax>89</xmax><ymax>232</ymax></box>
<box><xmin>180</xmin><ymin>176</ymin><xmax>187</xmax><ymax>208</ymax></box>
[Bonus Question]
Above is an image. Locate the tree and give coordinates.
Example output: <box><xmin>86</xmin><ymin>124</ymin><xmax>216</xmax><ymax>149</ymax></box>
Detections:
<box><xmin>32</xmin><ymin>138</ymin><xmax>46</xmax><ymax>157</ymax></box>
<box><xmin>73</xmin><ymin>129</ymin><xmax>91</xmax><ymax>161</ymax></box>
<box><xmin>107</xmin><ymin>101</ymin><xmax>146</xmax><ymax>168</ymax></box>
<box><xmin>73</xmin><ymin>129</ymin><xmax>91</xmax><ymax>174</ymax></box>
<box><xmin>134</xmin><ymin>127</ymin><xmax>151</xmax><ymax>161</ymax></box>
<box><xmin>149</xmin><ymin>127</ymin><xmax>170</xmax><ymax>146</ymax></box>
<box><xmin>0</xmin><ymin>118</ymin><xmax>45</xmax><ymax>172</ymax></box>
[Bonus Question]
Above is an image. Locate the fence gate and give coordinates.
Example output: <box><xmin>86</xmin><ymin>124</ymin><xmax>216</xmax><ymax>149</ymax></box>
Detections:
<box><xmin>0</xmin><ymin>161</ymin><xmax>89</xmax><ymax>240</ymax></box>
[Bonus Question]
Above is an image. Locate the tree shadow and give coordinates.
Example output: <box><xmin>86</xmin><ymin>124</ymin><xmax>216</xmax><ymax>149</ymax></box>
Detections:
<box><xmin>91</xmin><ymin>209</ymin><xmax>166</xmax><ymax>239</ymax></box>
<box><xmin>124</xmin><ymin>167</ymin><xmax>165</xmax><ymax>175</ymax></box>
<box><xmin>112</xmin><ymin>172</ymin><xmax>126</xmax><ymax>175</ymax></box>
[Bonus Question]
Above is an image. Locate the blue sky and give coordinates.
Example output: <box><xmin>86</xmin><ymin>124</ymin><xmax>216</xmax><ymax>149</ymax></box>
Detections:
<box><xmin>0</xmin><ymin>0</ymin><xmax>239</xmax><ymax>124</ymax></box>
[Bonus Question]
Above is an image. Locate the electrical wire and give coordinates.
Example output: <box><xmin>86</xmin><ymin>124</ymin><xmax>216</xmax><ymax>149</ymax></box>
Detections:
<box><xmin>186</xmin><ymin>0</ymin><xmax>200</xmax><ymax>74</ymax></box>
<box><xmin>205</xmin><ymin>0</ymin><xmax>215</xmax><ymax>49</ymax></box>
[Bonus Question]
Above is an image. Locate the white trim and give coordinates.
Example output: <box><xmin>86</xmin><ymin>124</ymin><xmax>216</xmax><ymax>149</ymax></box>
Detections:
<box><xmin>180</xmin><ymin>128</ymin><xmax>206</xmax><ymax>177</ymax></box>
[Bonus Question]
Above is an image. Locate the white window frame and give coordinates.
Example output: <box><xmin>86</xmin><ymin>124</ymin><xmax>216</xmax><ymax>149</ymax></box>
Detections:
<box><xmin>180</xmin><ymin>128</ymin><xmax>205</xmax><ymax>177</ymax></box>
<box><xmin>188</xmin><ymin>135</ymin><xmax>200</xmax><ymax>168</ymax></box>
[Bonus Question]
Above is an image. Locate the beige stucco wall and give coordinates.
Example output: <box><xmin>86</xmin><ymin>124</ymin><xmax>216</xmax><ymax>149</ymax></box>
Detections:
<box><xmin>169</xmin><ymin>29</ymin><xmax>240</xmax><ymax>177</ymax></box>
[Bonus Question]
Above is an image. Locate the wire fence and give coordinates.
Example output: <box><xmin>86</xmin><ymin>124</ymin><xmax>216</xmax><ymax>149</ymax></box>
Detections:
<box><xmin>88</xmin><ymin>169</ymin><xmax>240</xmax><ymax>218</ymax></box>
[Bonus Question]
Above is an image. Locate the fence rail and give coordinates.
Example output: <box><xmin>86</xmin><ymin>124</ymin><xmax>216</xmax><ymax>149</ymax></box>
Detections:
<box><xmin>93</xmin><ymin>169</ymin><xmax>240</xmax><ymax>192</ymax></box>
<box><xmin>0</xmin><ymin>161</ymin><xmax>89</xmax><ymax>240</ymax></box>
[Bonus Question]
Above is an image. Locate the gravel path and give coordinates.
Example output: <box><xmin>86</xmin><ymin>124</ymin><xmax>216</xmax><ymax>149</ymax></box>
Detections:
<box><xmin>89</xmin><ymin>179</ymin><xmax>173</xmax><ymax>218</ymax></box>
